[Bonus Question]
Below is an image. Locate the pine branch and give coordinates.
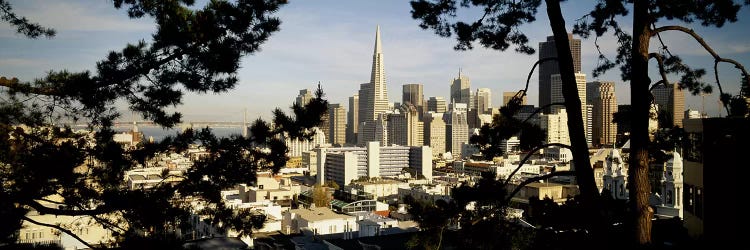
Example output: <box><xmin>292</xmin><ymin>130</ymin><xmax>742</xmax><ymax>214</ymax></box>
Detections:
<box><xmin>505</xmin><ymin>171</ymin><xmax>575</xmax><ymax>204</ymax></box>
<box><xmin>652</xmin><ymin>25</ymin><xmax>750</xmax><ymax>114</ymax></box>
<box><xmin>22</xmin><ymin>216</ymin><xmax>99</xmax><ymax>249</ymax></box>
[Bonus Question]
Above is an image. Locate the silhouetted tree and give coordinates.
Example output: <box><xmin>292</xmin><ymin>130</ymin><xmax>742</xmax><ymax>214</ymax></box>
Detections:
<box><xmin>412</xmin><ymin>0</ymin><xmax>749</xmax><ymax>246</ymax></box>
<box><xmin>1</xmin><ymin>0</ymin><xmax>328</xmax><ymax>248</ymax></box>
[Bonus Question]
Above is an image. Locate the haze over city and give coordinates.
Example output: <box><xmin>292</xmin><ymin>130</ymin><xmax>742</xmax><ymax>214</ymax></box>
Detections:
<box><xmin>2</xmin><ymin>0</ymin><xmax>749</xmax><ymax>122</ymax></box>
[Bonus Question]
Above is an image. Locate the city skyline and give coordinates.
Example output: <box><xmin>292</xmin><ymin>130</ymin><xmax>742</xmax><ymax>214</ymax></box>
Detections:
<box><xmin>2</xmin><ymin>0</ymin><xmax>749</xmax><ymax>122</ymax></box>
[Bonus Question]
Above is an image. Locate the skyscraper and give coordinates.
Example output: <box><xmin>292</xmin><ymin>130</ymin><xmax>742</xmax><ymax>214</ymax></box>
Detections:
<box><xmin>475</xmin><ymin>88</ymin><xmax>492</xmax><ymax>114</ymax></box>
<box><xmin>588</xmin><ymin>81</ymin><xmax>618</xmax><ymax>147</ymax></box>
<box><xmin>346</xmin><ymin>94</ymin><xmax>359</xmax><ymax>145</ymax></box>
<box><xmin>541</xmin><ymin>108</ymin><xmax>570</xmax><ymax>145</ymax></box>
<box><xmin>539</xmin><ymin>34</ymin><xmax>582</xmax><ymax>113</ymax></box>
<box><xmin>424</xmin><ymin>112</ymin><xmax>446</xmax><ymax>156</ymax></box>
<box><xmin>357</xmin><ymin>26</ymin><xmax>390</xmax><ymax>145</ymax></box>
<box><xmin>329</xmin><ymin>103</ymin><xmax>347</xmax><ymax>146</ymax></box>
<box><xmin>446</xmin><ymin>103</ymin><xmax>469</xmax><ymax>159</ymax></box>
<box><xmin>652</xmin><ymin>83</ymin><xmax>685</xmax><ymax>128</ymax></box>
<box><xmin>451</xmin><ymin>70</ymin><xmax>471</xmax><ymax>108</ymax></box>
<box><xmin>296</xmin><ymin>89</ymin><xmax>314</xmax><ymax>106</ymax></box>
<box><xmin>551</xmin><ymin>73</ymin><xmax>587</xmax><ymax>139</ymax></box>
<box><xmin>402</xmin><ymin>83</ymin><xmax>425</xmax><ymax>108</ymax></box>
<box><xmin>427</xmin><ymin>96</ymin><xmax>447</xmax><ymax>113</ymax></box>
<box><xmin>388</xmin><ymin>104</ymin><xmax>423</xmax><ymax>147</ymax></box>
<box><xmin>368</xmin><ymin>25</ymin><xmax>390</xmax><ymax>121</ymax></box>
<box><xmin>503</xmin><ymin>91</ymin><xmax>527</xmax><ymax>106</ymax></box>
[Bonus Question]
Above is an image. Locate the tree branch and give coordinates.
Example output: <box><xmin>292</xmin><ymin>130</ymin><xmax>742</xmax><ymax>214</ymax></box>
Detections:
<box><xmin>648</xmin><ymin>53</ymin><xmax>669</xmax><ymax>91</ymax></box>
<box><xmin>521</xmin><ymin>102</ymin><xmax>566</xmax><ymax>124</ymax></box>
<box><xmin>652</xmin><ymin>25</ymin><xmax>749</xmax><ymax>113</ymax></box>
<box><xmin>505</xmin><ymin>171</ymin><xmax>575</xmax><ymax>204</ymax></box>
<box><xmin>22</xmin><ymin>216</ymin><xmax>99</xmax><ymax>250</ymax></box>
<box><xmin>22</xmin><ymin>200</ymin><xmax>113</xmax><ymax>216</ymax></box>
<box><xmin>503</xmin><ymin>143</ymin><xmax>573</xmax><ymax>185</ymax></box>
<box><xmin>525</xmin><ymin>57</ymin><xmax>558</xmax><ymax>94</ymax></box>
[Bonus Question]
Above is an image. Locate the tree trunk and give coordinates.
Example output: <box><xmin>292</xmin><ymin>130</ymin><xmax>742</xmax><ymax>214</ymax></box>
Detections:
<box><xmin>629</xmin><ymin>0</ymin><xmax>654</xmax><ymax>245</ymax></box>
<box><xmin>544</xmin><ymin>0</ymin><xmax>598</xmax><ymax>204</ymax></box>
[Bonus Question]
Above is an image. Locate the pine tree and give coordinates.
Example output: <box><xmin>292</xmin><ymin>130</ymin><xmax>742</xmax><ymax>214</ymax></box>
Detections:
<box><xmin>1</xmin><ymin>0</ymin><xmax>328</xmax><ymax>248</ymax></box>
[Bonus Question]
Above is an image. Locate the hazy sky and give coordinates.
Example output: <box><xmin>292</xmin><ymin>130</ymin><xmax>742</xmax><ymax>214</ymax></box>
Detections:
<box><xmin>2</xmin><ymin>0</ymin><xmax>749</xmax><ymax>122</ymax></box>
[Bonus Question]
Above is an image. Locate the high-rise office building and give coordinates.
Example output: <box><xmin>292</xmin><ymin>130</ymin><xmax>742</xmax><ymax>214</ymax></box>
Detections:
<box><xmin>346</xmin><ymin>94</ymin><xmax>359</xmax><ymax>145</ymax></box>
<box><xmin>427</xmin><ymin>96</ymin><xmax>447</xmax><ymax>113</ymax></box>
<box><xmin>652</xmin><ymin>83</ymin><xmax>685</xmax><ymax>128</ymax></box>
<box><xmin>424</xmin><ymin>112</ymin><xmax>446</xmax><ymax>156</ymax></box>
<box><xmin>296</xmin><ymin>89</ymin><xmax>314</xmax><ymax>106</ymax></box>
<box><xmin>329</xmin><ymin>103</ymin><xmax>347</xmax><ymax>146</ymax></box>
<box><xmin>446</xmin><ymin>103</ymin><xmax>469</xmax><ymax>159</ymax></box>
<box><xmin>388</xmin><ymin>104</ymin><xmax>423</xmax><ymax>147</ymax></box>
<box><xmin>503</xmin><ymin>91</ymin><xmax>527</xmax><ymax>106</ymax></box>
<box><xmin>451</xmin><ymin>70</ymin><xmax>472</xmax><ymax>108</ymax></box>
<box><xmin>551</xmin><ymin>73</ymin><xmax>587</xmax><ymax>139</ymax></box>
<box><xmin>402</xmin><ymin>83</ymin><xmax>425</xmax><ymax>108</ymax></box>
<box><xmin>357</xmin><ymin>26</ymin><xmax>390</xmax><ymax>144</ymax></box>
<box><xmin>587</xmin><ymin>81</ymin><xmax>618</xmax><ymax>147</ymax></box>
<box><xmin>586</xmin><ymin>104</ymin><xmax>593</xmax><ymax>146</ymax></box>
<box><xmin>539</xmin><ymin>34</ymin><xmax>582</xmax><ymax>113</ymax></box>
<box><xmin>475</xmin><ymin>88</ymin><xmax>492</xmax><ymax>114</ymax></box>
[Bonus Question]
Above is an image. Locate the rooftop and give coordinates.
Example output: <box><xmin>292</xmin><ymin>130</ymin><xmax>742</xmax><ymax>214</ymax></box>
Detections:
<box><xmin>289</xmin><ymin>206</ymin><xmax>353</xmax><ymax>222</ymax></box>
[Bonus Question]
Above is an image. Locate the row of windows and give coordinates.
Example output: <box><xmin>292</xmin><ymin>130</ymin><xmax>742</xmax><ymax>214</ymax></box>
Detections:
<box><xmin>684</xmin><ymin>184</ymin><xmax>704</xmax><ymax>219</ymax></box>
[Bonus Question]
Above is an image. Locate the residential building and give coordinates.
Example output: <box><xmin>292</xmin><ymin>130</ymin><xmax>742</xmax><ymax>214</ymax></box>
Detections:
<box><xmin>540</xmin><ymin>108</ymin><xmax>570</xmax><ymax>145</ymax></box>
<box><xmin>282</xmin><ymin>206</ymin><xmax>357</xmax><ymax>236</ymax></box>
<box><xmin>315</xmin><ymin>142</ymin><xmax>432</xmax><ymax>186</ymax></box>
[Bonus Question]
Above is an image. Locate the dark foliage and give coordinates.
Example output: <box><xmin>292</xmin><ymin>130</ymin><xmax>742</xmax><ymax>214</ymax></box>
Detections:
<box><xmin>1</xmin><ymin>0</ymin><xmax>328</xmax><ymax>248</ymax></box>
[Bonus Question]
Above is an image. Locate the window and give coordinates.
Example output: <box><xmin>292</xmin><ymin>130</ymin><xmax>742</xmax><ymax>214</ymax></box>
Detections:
<box><xmin>695</xmin><ymin>187</ymin><xmax>704</xmax><ymax>219</ymax></box>
<box><xmin>666</xmin><ymin>190</ymin><xmax>673</xmax><ymax>205</ymax></box>
<box><xmin>684</xmin><ymin>133</ymin><xmax>702</xmax><ymax>162</ymax></box>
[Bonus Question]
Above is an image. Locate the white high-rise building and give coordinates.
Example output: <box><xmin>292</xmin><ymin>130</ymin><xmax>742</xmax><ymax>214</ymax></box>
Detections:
<box><xmin>446</xmin><ymin>103</ymin><xmax>469</xmax><ymax>159</ymax></box>
<box><xmin>285</xmin><ymin>127</ymin><xmax>326</xmax><ymax>157</ymax></box>
<box><xmin>550</xmin><ymin>73</ymin><xmax>587</xmax><ymax>139</ymax></box>
<box><xmin>541</xmin><ymin>108</ymin><xmax>570</xmax><ymax>145</ymax></box>
<box><xmin>315</xmin><ymin>142</ymin><xmax>433</xmax><ymax>186</ymax></box>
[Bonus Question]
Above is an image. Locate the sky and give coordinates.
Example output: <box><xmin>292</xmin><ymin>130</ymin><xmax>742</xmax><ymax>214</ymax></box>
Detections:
<box><xmin>1</xmin><ymin>0</ymin><xmax>749</xmax><ymax>123</ymax></box>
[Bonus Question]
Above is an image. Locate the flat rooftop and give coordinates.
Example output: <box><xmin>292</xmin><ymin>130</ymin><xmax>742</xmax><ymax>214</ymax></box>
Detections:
<box><xmin>289</xmin><ymin>206</ymin><xmax>352</xmax><ymax>221</ymax></box>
